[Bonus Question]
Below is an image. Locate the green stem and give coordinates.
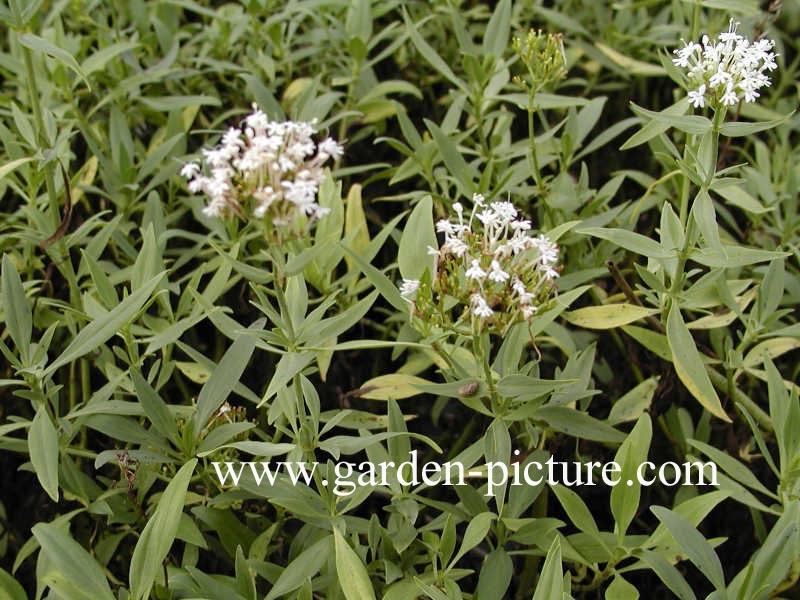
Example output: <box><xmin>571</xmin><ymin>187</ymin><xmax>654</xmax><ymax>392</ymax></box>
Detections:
<box><xmin>472</xmin><ymin>328</ymin><xmax>500</xmax><ymax>413</ymax></box>
<box><xmin>10</xmin><ymin>0</ymin><xmax>60</xmax><ymax>232</ymax></box>
<box><xmin>707</xmin><ymin>367</ymin><xmax>772</xmax><ymax>431</ymax></box>
<box><xmin>527</xmin><ymin>100</ymin><xmax>544</xmax><ymax>194</ymax></box>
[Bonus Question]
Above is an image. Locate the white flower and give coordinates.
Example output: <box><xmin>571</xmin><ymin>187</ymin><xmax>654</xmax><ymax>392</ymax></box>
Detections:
<box><xmin>672</xmin><ymin>20</ymin><xmax>777</xmax><ymax>109</ymax></box>
<box><xmin>531</xmin><ymin>234</ymin><xmax>559</xmax><ymax>266</ymax></box>
<box><xmin>465</xmin><ymin>259</ymin><xmax>487</xmax><ymax>281</ymax></box>
<box><xmin>510</xmin><ymin>219</ymin><xmax>532</xmax><ymax>231</ymax></box>
<box><xmin>688</xmin><ymin>84</ymin><xmax>707</xmax><ymax>108</ymax></box>
<box><xmin>542</xmin><ymin>266</ymin><xmax>560</xmax><ymax>280</ymax></box>
<box><xmin>181</xmin><ymin>162</ymin><xmax>200</xmax><ymax>179</ymax></box>
<box><xmin>489</xmin><ymin>201</ymin><xmax>517</xmax><ymax>223</ymax></box>
<box><xmin>442</xmin><ymin>237</ymin><xmax>468</xmax><ymax>257</ymax></box>
<box><xmin>720</xmin><ymin>83</ymin><xmax>739</xmax><ymax>106</ymax></box>
<box><xmin>475</xmin><ymin>208</ymin><xmax>500</xmax><ymax>228</ymax></box>
<box><xmin>437</xmin><ymin>219</ymin><xmax>456</xmax><ymax>235</ymax></box>
<box><xmin>317</xmin><ymin>138</ymin><xmax>344</xmax><ymax>160</ymax></box>
<box><xmin>488</xmin><ymin>260</ymin><xmax>509</xmax><ymax>283</ymax></box>
<box><xmin>708</xmin><ymin>65</ymin><xmax>731</xmax><ymax>88</ymax></box>
<box><xmin>400</xmin><ymin>279</ymin><xmax>420</xmax><ymax>299</ymax></box>
<box><xmin>470</xmin><ymin>294</ymin><xmax>493</xmax><ymax>318</ymax></box>
<box><xmin>406</xmin><ymin>197</ymin><xmax>559</xmax><ymax>332</ymax></box>
<box><xmin>182</xmin><ymin>104</ymin><xmax>342</xmax><ymax>224</ymax></box>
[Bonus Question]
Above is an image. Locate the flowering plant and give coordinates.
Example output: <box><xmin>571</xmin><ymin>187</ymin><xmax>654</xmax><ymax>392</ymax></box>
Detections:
<box><xmin>181</xmin><ymin>104</ymin><xmax>343</xmax><ymax>230</ymax></box>
<box><xmin>401</xmin><ymin>194</ymin><xmax>559</xmax><ymax>336</ymax></box>
<box><xmin>672</xmin><ymin>20</ymin><xmax>777</xmax><ymax>109</ymax></box>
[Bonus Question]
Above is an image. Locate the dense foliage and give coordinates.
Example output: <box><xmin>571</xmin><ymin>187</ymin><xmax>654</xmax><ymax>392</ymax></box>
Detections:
<box><xmin>0</xmin><ymin>1</ymin><xmax>798</xmax><ymax>598</ymax></box>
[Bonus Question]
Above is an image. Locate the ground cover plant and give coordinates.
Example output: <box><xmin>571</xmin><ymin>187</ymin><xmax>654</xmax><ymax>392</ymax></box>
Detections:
<box><xmin>0</xmin><ymin>0</ymin><xmax>798</xmax><ymax>598</ymax></box>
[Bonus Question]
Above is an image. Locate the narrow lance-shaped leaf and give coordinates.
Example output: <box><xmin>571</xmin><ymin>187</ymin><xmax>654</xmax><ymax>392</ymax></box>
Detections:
<box><xmin>398</xmin><ymin>194</ymin><xmax>437</xmax><ymax>281</ymax></box>
<box><xmin>532</xmin><ymin>538</ymin><xmax>563</xmax><ymax>600</ymax></box>
<box><xmin>44</xmin><ymin>272</ymin><xmax>166</xmax><ymax>376</ymax></box>
<box><xmin>18</xmin><ymin>33</ymin><xmax>91</xmax><ymax>90</ymax></box>
<box><xmin>334</xmin><ymin>527</ymin><xmax>376</xmax><ymax>600</ymax></box>
<box><xmin>32</xmin><ymin>522</ymin><xmax>115</xmax><ymax>600</ymax></box>
<box><xmin>666</xmin><ymin>303</ymin><xmax>730</xmax><ymax>422</ymax></box>
<box><xmin>194</xmin><ymin>319</ymin><xmax>263</xmax><ymax>432</ymax></box>
<box><xmin>611</xmin><ymin>414</ymin><xmax>652</xmax><ymax>539</ymax></box>
<box><xmin>29</xmin><ymin>406</ymin><xmax>59</xmax><ymax>502</ymax></box>
<box><xmin>651</xmin><ymin>505</ymin><xmax>726</xmax><ymax>590</ymax></box>
<box><xmin>129</xmin><ymin>458</ymin><xmax>197</xmax><ymax>600</ymax></box>
<box><xmin>1</xmin><ymin>254</ymin><xmax>32</xmax><ymax>364</ymax></box>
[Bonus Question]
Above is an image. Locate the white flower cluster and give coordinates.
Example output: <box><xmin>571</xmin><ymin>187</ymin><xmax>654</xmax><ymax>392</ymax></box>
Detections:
<box><xmin>181</xmin><ymin>104</ymin><xmax>343</xmax><ymax>224</ymax></box>
<box><xmin>401</xmin><ymin>194</ymin><xmax>559</xmax><ymax>332</ymax></box>
<box><xmin>672</xmin><ymin>20</ymin><xmax>777</xmax><ymax>109</ymax></box>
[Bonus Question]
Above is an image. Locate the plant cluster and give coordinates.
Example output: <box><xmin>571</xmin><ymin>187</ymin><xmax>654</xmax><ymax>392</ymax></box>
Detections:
<box><xmin>402</xmin><ymin>193</ymin><xmax>560</xmax><ymax>335</ymax></box>
<box><xmin>182</xmin><ymin>105</ymin><xmax>342</xmax><ymax>229</ymax></box>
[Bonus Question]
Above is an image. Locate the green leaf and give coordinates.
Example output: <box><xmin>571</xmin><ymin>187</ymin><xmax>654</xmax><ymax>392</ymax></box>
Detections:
<box><xmin>637</xmin><ymin>549</ymin><xmax>697</xmax><ymax>600</ymax></box>
<box><xmin>687</xmin><ymin>439</ymin><xmax>774</xmax><ymax>498</ymax></box>
<box><xmin>129</xmin><ymin>459</ymin><xmax>197</xmax><ymax>600</ymax></box>
<box><xmin>595</xmin><ymin>43</ymin><xmax>664</xmax><ymax>77</ymax></box>
<box><xmin>425</xmin><ymin>120</ymin><xmax>478</xmax><ymax>195</ymax></box>
<box><xmin>194</xmin><ymin>319</ymin><xmax>262</xmax><ymax>431</ymax></box>
<box><xmin>18</xmin><ymin>33</ymin><xmax>91</xmax><ymax>90</ymax></box>
<box><xmin>342</xmin><ymin>245</ymin><xmax>407</xmax><ymax>313</ymax></box>
<box><xmin>265</xmin><ymin>536</ymin><xmax>331</xmax><ymax>600</ymax></box>
<box><xmin>551</xmin><ymin>484</ymin><xmax>601</xmax><ymax>537</ymax></box>
<box><xmin>757</xmin><ymin>258</ymin><xmax>785</xmax><ymax>318</ymax></box>
<box><xmin>629</xmin><ymin>102</ymin><xmax>712</xmax><ymax>135</ymax></box>
<box><xmin>563</xmin><ymin>304</ymin><xmax>658</xmax><ymax>329</ymax></box>
<box><xmin>482</xmin><ymin>0</ymin><xmax>511</xmax><ymax>58</ymax></box>
<box><xmin>608</xmin><ymin>377</ymin><xmax>658</xmax><ymax>425</ymax></box>
<box><xmin>690</xmin><ymin>245</ymin><xmax>788</xmax><ymax>268</ymax></box>
<box><xmin>334</xmin><ymin>527</ymin><xmax>376</xmax><ymax>600</ymax></box>
<box><xmin>0</xmin><ymin>566</ymin><xmax>27</xmax><ymax>600</ymax></box>
<box><xmin>712</xmin><ymin>182</ymin><xmax>771</xmax><ymax>214</ymax></box>
<box><xmin>651</xmin><ymin>505</ymin><xmax>726</xmax><ymax>589</ymax></box>
<box><xmin>403</xmin><ymin>9</ymin><xmax>465</xmax><ymax>92</ymax></box>
<box><xmin>611</xmin><ymin>415</ymin><xmax>652</xmax><ymax>539</ymax></box>
<box><xmin>475</xmin><ymin>549</ymin><xmax>512</xmax><ymax>599</ymax></box>
<box><xmin>534</xmin><ymin>405</ymin><xmax>625</xmax><ymax>443</ymax></box>
<box><xmin>258</xmin><ymin>351</ymin><xmax>315</xmax><ymax>407</ymax></box>
<box><xmin>2</xmin><ymin>254</ymin><xmax>32</xmax><ymax>364</ymax></box>
<box><xmin>531</xmin><ymin>538</ymin><xmax>563</xmax><ymax>600</ymax></box>
<box><xmin>718</xmin><ymin>112</ymin><xmax>792</xmax><ymax>137</ymax></box>
<box><xmin>320</xmin><ymin>430</ymin><xmax>441</xmax><ymax>458</ymax></box>
<box><xmin>691</xmin><ymin>190</ymin><xmax>722</xmax><ymax>253</ymax></box>
<box><xmin>131</xmin><ymin>369</ymin><xmax>180</xmax><ymax>445</ymax></box>
<box><xmin>81</xmin><ymin>41</ymin><xmax>139</xmax><ymax>75</ymax></box>
<box><xmin>29</xmin><ymin>406</ymin><xmax>59</xmax><ymax>502</ymax></box>
<box><xmin>358</xmin><ymin>373</ymin><xmax>432</xmax><ymax>400</ymax></box>
<box><xmin>732</xmin><ymin>500</ymin><xmax>799</xmax><ymax>599</ymax></box>
<box><xmin>398</xmin><ymin>195</ymin><xmax>437</xmax><ymax>280</ymax></box>
<box><xmin>606</xmin><ymin>575</ymin><xmax>639</xmax><ymax>600</ymax></box>
<box><xmin>620</xmin><ymin>98</ymin><xmax>690</xmax><ymax>149</ymax></box>
<box><xmin>577</xmin><ymin>227</ymin><xmax>669</xmax><ymax>259</ymax></box>
<box><xmin>0</xmin><ymin>157</ymin><xmax>34</xmax><ymax>183</ymax></box>
<box><xmin>622</xmin><ymin>325</ymin><xmax>672</xmax><ymax>361</ymax></box>
<box><xmin>301</xmin><ymin>290</ymin><xmax>378</xmax><ymax>345</ymax></box>
<box><xmin>44</xmin><ymin>272</ymin><xmax>165</xmax><ymax>376</ymax></box>
<box><xmin>344</xmin><ymin>183</ymin><xmax>370</xmax><ymax>270</ymax></box>
<box><xmin>666</xmin><ymin>304</ymin><xmax>730</xmax><ymax>422</ymax></box>
<box><xmin>197</xmin><ymin>440</ymin><xmax>293</xmax><ymax>458</ymax></box>
<box><xmin>32</xmin><ymin>522</ymin><xmax>115</xmax><ymax>600</ymax></box>
<box><xmin>449</xmin><ymin>512</ymin><xmax>494</xmax><ymax>569</ymax></box>
<box><xmin>140</xmin><ymin>95</ymin><xmax>221</xmax><ymax>111</ymax></box>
